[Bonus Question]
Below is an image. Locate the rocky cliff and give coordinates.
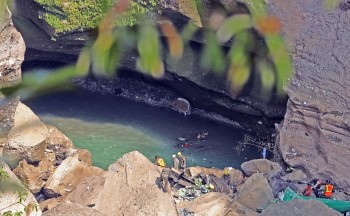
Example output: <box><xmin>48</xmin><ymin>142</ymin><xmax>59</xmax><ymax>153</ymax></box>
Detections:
<box><xmin>270</xmin><ymin>0</ymin><xmax>350</xmax><ymax>190</ymax></box>
<box><xmin>0</xmin><ymin>1</ymin><xmax>25</xmax><ymax>88</ymax></box>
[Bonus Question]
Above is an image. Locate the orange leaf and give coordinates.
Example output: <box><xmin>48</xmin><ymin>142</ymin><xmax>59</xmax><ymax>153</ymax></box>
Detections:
<box><xmin>160</xmin><ymin>21</ymin><xmax>184</xmax><ymax>59</ymax></box>
<box><xmin>255</xmin><ymin>16</ymin><xmax>281</xmax><ymax>35</ymax></box>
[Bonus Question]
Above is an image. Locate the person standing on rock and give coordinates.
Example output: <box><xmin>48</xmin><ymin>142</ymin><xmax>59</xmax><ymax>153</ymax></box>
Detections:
<box><xmin>178</xmin><ymin>152</ymin><xmax>186</xmax><ymax>172</ymax></box>
<box><xmin>154</xmin><ymin>155</ymin><xmax>166</xmax><ymax>168</ymax></box>
<box><xmin>172</xmin><ymin>154</ymin><xmax>179</xmax><ymax>171</ymax></box>
<box><xmin>160</xmin><ymin>166</ymin><xmax>171</xmax><ymax>192</ymax></box>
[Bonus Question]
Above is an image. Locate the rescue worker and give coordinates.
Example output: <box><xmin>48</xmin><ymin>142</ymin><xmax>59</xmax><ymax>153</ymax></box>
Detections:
<box><xmin>303</xmin><ymin>182</ymin><xmax>312</xmax><ymax>197</ymax></box>
<box><xmin>223</xmin><ymin>167</ymin><xmax>230</xmax><ymax>185</ymax></box>
<box><xmin>324</xmin><ymin>180</ymin><xmax>334</xmax><ymax>198</ymax></box>
<box><xmin>154</xmin><ymin>155</ymin><xmax>166</xmax><ymax>168</ymax></box>
<box><xmin>160</xmin><ymin>166</ymin><xmax>171</xmax><ymax>192</ymax></box>
<box><xmin>178</xmin><ymin>152</ymin><xmax>186</xmax><ymax>172</ymax></box>
<box><xmin>172</xmin><ymin>154</ymin><xmax>179</xmax><ymax>171</ymax></box>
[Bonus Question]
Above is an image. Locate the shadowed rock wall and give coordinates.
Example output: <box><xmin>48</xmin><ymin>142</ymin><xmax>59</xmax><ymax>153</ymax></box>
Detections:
<box><xmin>270</xmin><ymin>0</ymin><xmax>350</xmax><ymax>190</ymax></box>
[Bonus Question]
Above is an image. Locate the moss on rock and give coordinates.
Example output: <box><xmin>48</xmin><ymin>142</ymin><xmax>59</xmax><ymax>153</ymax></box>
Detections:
<box><xmin>34</xmin><ymin>0</ymin><xmax>159</xmax><ymax>35</ymax></box>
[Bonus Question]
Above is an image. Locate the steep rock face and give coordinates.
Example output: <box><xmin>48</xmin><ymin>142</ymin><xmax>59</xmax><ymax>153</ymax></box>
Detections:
<box><xmin>269</xmin><ymin>0</ymin><xmax>350</xmax><ymax>190</ymax></box>
<box><xmin>94</xmin><ymin>151</ymin><xmax>178</xmax><ymax>216</ymax></box>
<box><xmin>0</xmin><ymin>1</ymin><xmax>25</xmax><ymax>87</ymax></box>
<box><xmin>0</xmin><ymin>1</ymin><xmax>24</xmax><ymax>140</ymax></box>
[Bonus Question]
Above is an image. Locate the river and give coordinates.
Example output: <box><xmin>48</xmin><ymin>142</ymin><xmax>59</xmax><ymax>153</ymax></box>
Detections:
<box><xmin>25</xmin><ymin>89</ymin><xmax>263</xmax><ymax>170</ymax></box>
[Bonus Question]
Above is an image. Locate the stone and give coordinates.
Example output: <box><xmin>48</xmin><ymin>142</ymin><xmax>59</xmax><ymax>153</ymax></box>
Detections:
<box><xmin>234</xmin><ymin>173</ymin><xmax>274</xmax><ymax>210</ymax></box>
<box><xmin>187</xmin><ymin>166</ymin><xmax>223</xmax><ymax>178</ymax></box>
<box><xmin>46</xmin><ymin>125</ymin><xmax>73</xmax><ymax>150</ymax></box>
<box><xmin>94</xmin><ymin>151</ymin><xmax>178</xmax><ymax>216</ymax></box>
<box><xmin>40</xmin><ymin>196</ymin><xmax>65</xmax><ymax>212</ymax></box>
<box><xmin>241</xmin><ymin>159</ymin><xmax>282</xmax><ymax>178</ymax></box>
<box><xmin>66</xmin><ymin>173</ymin><xmax>107</xmax><ymax>207</ymax></box>
<box><xmin>42</xmin><ymin>202</ymin><xmax>106</xmax><ymax>216</ymax></box>
<box><xmin>2</xmin><ymin>102</ymin><xmax>49</xmax><ymax>167</ymax></box>
<box><xmin>76</xmin><ymin>148</ymin><xmax>93</xmax><ymax>165</ymax></box>
<box><xmin>44</xmin><ymin>155</ymin><xmax>104</xmax><ymax>198</ymax></box>
<box><xmin>260</xmin><ymin>199</ymin><xmax>341</xmax><ymax>216</ymax></box>
<box><xmin>0</xmin><ymin>163</ymin><xmax>42</xmax><ymax>216</ymax></box>
<box><xmin>13</xmin><ymin>160</ymin><xmax>44</xmax><ymax>194</ymax></box>
<box><xmin>269</xmin><ymin>0</ymin><xmax>350</xmax><ymax>191</ymax></box>
<box><xmin>282</xmin><ymin>169</ymin><xmax>307</xmax><ymax>183</ymax></box>
<box><xmin>228</xmin><ymin>168</ymin><xmax>244</xmax><ymax>185</ymax></box>
<box><xmin>177</xmin><ymin>192</ymin><xmax>257</xmax><ymax>216</ymax></box>
<box><xmin>0</xmin><ymin>1</ymin><xmax>25</xmax><ymax>88</ymax></box>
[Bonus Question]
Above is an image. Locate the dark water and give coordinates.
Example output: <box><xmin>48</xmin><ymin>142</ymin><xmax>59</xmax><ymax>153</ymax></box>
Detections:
<box><xmin>25</xmin><ymin>89</ymin><xmax>262</xmax><ymax>170</ymax></box>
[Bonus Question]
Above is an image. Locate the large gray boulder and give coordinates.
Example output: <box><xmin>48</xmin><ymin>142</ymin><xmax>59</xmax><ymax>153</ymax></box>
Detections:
<box><xmin>234</xmin><ymin>173</ymin><xmax>274</xmax><ymax>210</ymax></box>
<box><xmin>2</xmin><ymin>102</ymin><xmax>49</xmax><ymax>166</ymax></box>
<box><xmin>94</xmin><ymin>151</ymin><xmax>178</xmax><ymax>216</ymax></box>
<box><xmin>241</xmin><ymin>159</ymin><xmax>282</xmax><ymax>178</ymax></box>
<box><xmin>261</xmin><ymin>199</ymin><xmax>341</xmax><ymax>216</ymax></box>
<box><xmin>0</xmin><ymin>1</ymin><xmax>25</xmax><ymax>88</ymax></box>
<box><xmin>44</xmin><ymin>155</ymin><xmax>104</xmax><ymax>198</ymax></box>
<box><xmin>177</xmin><ymin>192</ymin><xmax>257</xmax><ymax>216</ymax></box>
<box><xmin>269</xmin><ymin>0</ymin><xmax>350</xmax><ymax>191</ymax></box>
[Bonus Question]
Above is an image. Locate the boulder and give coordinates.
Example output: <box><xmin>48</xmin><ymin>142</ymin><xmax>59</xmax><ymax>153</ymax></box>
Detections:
<box><xmin>0</xmin><ymin>163</ymin><xmax>42</xmax><ymax>216</ymax></box>
<box><xmin>76</xmin><ymin>148</ymin><xmax>93</xmax><ymax>165</ymax></box>
<box><xmin>2</xmin><ymin>102</ymin><xmax>49</xmax><ymax>167</ymax></box>
<box><xmin>241</xmin><ymin>159</ymin><xmax>282</xmax><ymax>178</ymax></box>
<box><xmin>187</xmin><ymin>166</ymin><xmax>223</xmax><ymax>178</ymax></box>
<box><xmin>0</xmin><ymin>1</ymin><xmax>25</xmax><ymax>88</ymax></box>
<box><xmin>44</xmin><ymin>155</ymin><xmax>104</xmax><ymax>198</ymax></box>
<box><xmin>234</xmin><ymin>173</ymin><xmax>274</xmax><ymax>210</ymax></box>
<box><xmin>282</xmin><ymin>169</ymin><xmax>307</xmax><ymax>183</ymax></box>
<box><xmin>13</xmin><ymin>152</ymin><xmax>56</xmax><ymax>194</ymax></box>
<box><xmin>94</xmin><ymin>151</ymin><xmax>178</xmax><ymax>216</ymax></box>
<box><xmin>13</xmin><ymin>160</ymin><xmax>44</xmax><ymax>194</ymax></box>
<box><xmin>269</xmin><ymin>0</ymin><xmax>350</xmax><ymax>190</ymax></box>
<box><xmin>228</xmin><ymin>168</ymin><xmax>244</xmax><ymax>185</ymax></box>
<box><xmin>260</xmin><ymin>199</ymin><xmax>341</xmax><ymax>216</ymax></box>
<box><xmin>177</xmin><ymin>192</ymin><xmax>257</xmax><ymax>216</ymax></box>
<box><xmin>40</xmin><ymin>196</ymin><xmax>65</xmax><ymax>212</ymax></box>
<box><xmin>42</xmin><ymin>202</ymin><xmax>106</xmax><ymax>216</ymax></box>
<box><xmin>66</xmin><ymin>173</ymin><xmax>107</xmax><ymax>207</ymax></box>
<box><xmin>46</xmin><ymin>125</ymin><xmax>73</xmax><ymax>150</ymax></box>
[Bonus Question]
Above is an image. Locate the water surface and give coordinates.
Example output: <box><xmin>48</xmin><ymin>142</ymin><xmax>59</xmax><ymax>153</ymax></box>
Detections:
<box><xmin>26</xmin><ymin>90</ymin><xmax>261</xmax><ymax>170</ymax></box>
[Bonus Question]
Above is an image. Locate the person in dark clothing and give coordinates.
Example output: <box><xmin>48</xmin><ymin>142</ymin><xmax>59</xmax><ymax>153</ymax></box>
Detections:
<box><xmin>172</xmin><ymin>154</ymin><xmax>179</xmax><ymax>171</ymax></box>
<box><xmin>160</xmin><ymin>166</ymin><xmax>171</xmax><ymax>192</ymax></box>
<box><xmin>178</xmin><ymin>152</ymin><xmax>186</xmax><ymax>172</ymax></box>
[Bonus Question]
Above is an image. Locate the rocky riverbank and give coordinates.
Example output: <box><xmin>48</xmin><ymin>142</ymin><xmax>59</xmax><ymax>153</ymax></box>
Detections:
<box><xmin>0</xmin><ymin>106</ymin><xmax>347</xmax><ymax>215</ymax></box>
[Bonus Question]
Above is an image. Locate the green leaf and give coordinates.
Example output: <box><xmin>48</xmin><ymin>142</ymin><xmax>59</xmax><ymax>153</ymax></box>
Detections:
<box><xmin>257</xmin><ymin>59</ymin><xmax>275</xmax><ymax>98</ymax></box>
<box><xmin>227</xmin><ymin>63</ymin><xmax>251</xmax><ymax>94</ymax></box>
<box><xmin>265</xmin><ymin>34</ymin><xmax>292</xmax><ymax>95</ymax></box>
<box><xmin>243</xmin><ymin>0</ymin><xmax>268</xmax><ymax>21</ymax></box>
<box><xmin>201</xmin><ymin>31</ymin><xmax>225</xmax><ymax>73</ymax></box>
<box><xmin>137</xmin><ymin>24</ymin><xmax>164</xmax><ymax>77</ymax></box>
<box><xmin>323</xmin><ymin>0</ymin><xmax>341</xmax><ymax>10</ymax></box>
<box><xmin>181</xmin><ymin>22</ymin><xmax>199</xmax><ymax>43</ymax></box>
<box><xmin>76</xmin><ymin>47</ymin><xmax>91</xmax><ymax>76</ymax></box>
<box><xmin>216</xmin><ymin>14</ymin><xmax>253</xmax><ymax>43</ymax></box>
<box><xmin>92</xmin><ymin>31</ymin><xmax>115</xmax><ymax>76</ymax></box>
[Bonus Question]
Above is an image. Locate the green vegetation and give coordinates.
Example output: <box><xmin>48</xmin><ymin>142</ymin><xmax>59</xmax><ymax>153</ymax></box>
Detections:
<box><xmin>35</xmin><ymin>0</ymin><xmax>159</xmax><ymax>34</ymax></box>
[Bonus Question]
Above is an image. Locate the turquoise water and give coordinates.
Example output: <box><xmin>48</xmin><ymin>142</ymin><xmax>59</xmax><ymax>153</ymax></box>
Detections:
<box><xmin>26</xmin><ymin>90</ymin><xmax>261</xmax><ymax>170</ymax></box>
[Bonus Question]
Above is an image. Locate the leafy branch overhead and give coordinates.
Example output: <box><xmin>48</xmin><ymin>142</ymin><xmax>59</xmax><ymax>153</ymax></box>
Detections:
<box><xmin>1</xmin><ymin>0</ymin><xmax>295</xmax><ymax>100</ymax></box>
